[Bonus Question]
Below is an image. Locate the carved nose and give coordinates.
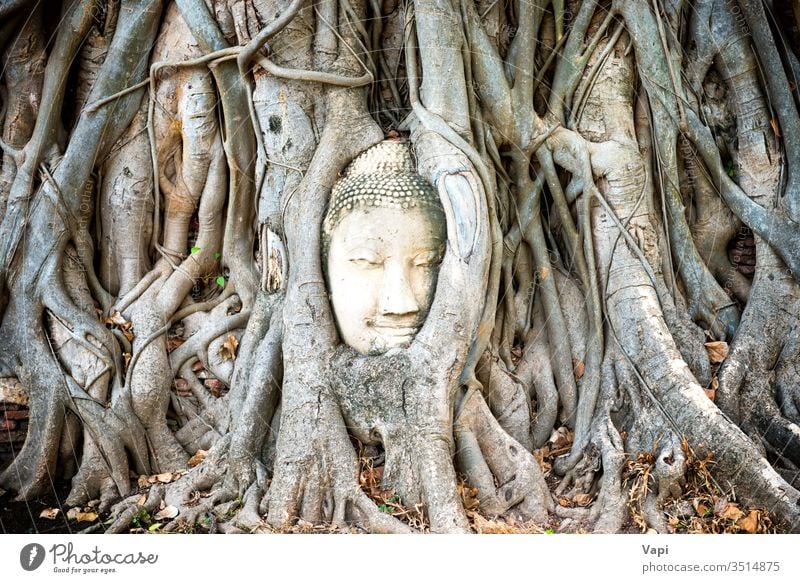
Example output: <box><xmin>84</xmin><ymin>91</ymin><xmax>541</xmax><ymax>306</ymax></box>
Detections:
<box><xmin>379</xmin><ymin>262</ymin><xmax>419</xmax><ymax>317</ymax></box>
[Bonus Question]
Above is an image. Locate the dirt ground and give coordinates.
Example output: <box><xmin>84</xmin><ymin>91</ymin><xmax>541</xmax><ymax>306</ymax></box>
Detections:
<box><xmin>0</xmin><ymin>480</ymin><xmax>77</xmax><ymax>534</ymax></box>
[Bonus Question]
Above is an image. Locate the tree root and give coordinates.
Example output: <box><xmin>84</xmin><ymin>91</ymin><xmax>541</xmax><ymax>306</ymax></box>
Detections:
<box><xmin>476</xmin><ymin>350</ymin><xmax>533</xmax><ymax>450</ymax></box>
<box><xmin>455</xmin><ymin>387</ymin><xmax>553</xmax><ymax>523</ymax></box>
<box><xmin>514</xmin><ymin>304</ymin><xmax>560</xmax><ymax>448</ymax></box>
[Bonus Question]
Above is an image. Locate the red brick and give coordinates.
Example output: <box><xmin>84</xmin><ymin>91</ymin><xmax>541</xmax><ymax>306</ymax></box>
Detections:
<box><xmin>204</xmin><ymin>378</ymin><xmax>224</xmax><ymax>390</ymax></box>
<box><xmin>0</xmin><ymin>430</ymin><xmax>26</xmax><ymax>443</ymax></box>
<box><xmin>0</xmin><ymin>419</ymin><xmax>17</xmax><ymax>431</ymax></box>
<box><xmin>3</xmin><ymin>410</ymin><xmax>28</xmax><ymax>420</ymax></box>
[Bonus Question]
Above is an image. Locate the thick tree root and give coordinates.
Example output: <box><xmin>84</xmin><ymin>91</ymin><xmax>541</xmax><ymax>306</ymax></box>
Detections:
<box><xmin>455</xmin><ymin>387</ymin><xmax>552</xmax><ymax>522</ymax></box>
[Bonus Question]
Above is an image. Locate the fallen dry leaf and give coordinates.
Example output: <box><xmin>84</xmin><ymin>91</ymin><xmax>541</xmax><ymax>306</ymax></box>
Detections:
<box><xmin>720</xmin><ymin>504</ymin><xmax>745</xmax><ymax>521</ymax></box>
<box><xmin>704</xmin><ymin>341</ymin><xmax>729</xmax><ymax>364</ymax></box>
<box><xmin>154</xmin><ymin>505</ymin><xmax>179</xmax><ymax>520</ymax></box>
<box><xmin>137</xmin><ymin>494</ymin><xmax>147</xmax><ymax>506</ymax></box>
<box><xmin>40</xmin><ymin>508</ymin><xmax>61</xmax><ymax>520</ymax></box>
<box><xmin>705</xmin><ymin>377</ymin><xmax>718</xmax><ymax>402</ymax></box>
<box><xmin>548</xmin><ymin>426</ymin><xmax>574</xmax><ymax>451</ymax></box>
<box><xmin>573</xmin><ymin>493</ymin><xmax>593</xmax><ymax>507</ymax></box>
<box><xmin>693</xmin><ymin>500</ymin><xmax>710</xmax><ymax>516</ymax></box>
<box><xmin>219</xmin><ymin>334</ymin><xmax>239</xmax><ymax>361</ymax></box>
<box><xmin>188</xmin><ymin>449</ymin><xmax>208</xmax><ymax>468</ymax></box>
<box><xmin>473</xmin><ymin>514</ymin><xmax>512</xmax><ymax>533</ymax></box>
<box><xmin>572</xmin><ymin>359</ymin><xmax>585</xmax><ymax>380</ymax></box>
<box><xmin>105</xmin><ymin>311</ymin><xmax>127</xmax><ymax>326</ymax></box>
<box><xmin>771</xmin><ymin>117</ymin><xmax>782</xmax><ymax>137</ymax></box>
<box><xmin>67</xmin><ymin>508</ymin><xmax>98</xmax><ymax>523</ymax></box>
<box><xmin>148</xmin><ymin>472</ymin><xmax>174</xmax><ymax>484</ymax></box>
<box><xmin>167</xmin><ymin>337</ymin><xmax>185</xmax><ymax>351</ymax></box>
<box><xmin>737</xmin><ymin>510</ymin><xmax>760</xmax><ymax>533</ymax></box>
<box><xmin>143</xmin><ymin>472</ymin><xmax>176</xmax><ymax>484</ymax></box>
<box><xmin>104</xmin><ymin>311</ymin><xmax>135</xmax><ymax>342</ymax></box>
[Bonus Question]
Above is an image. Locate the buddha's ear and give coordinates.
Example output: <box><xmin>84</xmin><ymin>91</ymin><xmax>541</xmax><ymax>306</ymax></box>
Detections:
<box><xmin>436</xmin><ymin>172</ymin><xmax>481</xmax><ymax>262</ymax></box>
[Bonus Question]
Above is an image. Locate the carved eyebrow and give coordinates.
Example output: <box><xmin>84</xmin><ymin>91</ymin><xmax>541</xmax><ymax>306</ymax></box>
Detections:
<box><xmin>414</xmin><ymin>247</ymin><xmax>443</xmax><ymax>257</ymax></box>
<box><xmin>410</xmin><ymin>238</ymin><xmax>445</xmax><ymax>251</ymax></box>
<box><xmin>412</xmin><ymin>247</ymin><xmax>444</xmax><ymax>262</ymax></box>
<box><xmin>343</xmin><ymin>235</ymin><xmax>384</xmax><ymax>245</ymax></box>
<box><xmin>342</xmin><ymin>237</ymin><xmax>385</xmax><ymax>253</ymax></box>
<box><xmin>347</xmin><ymin>248</ymin><xmax>381</xmax><ymax>259</ymax></box>
<box><xmin>342</xmin><ymin>240</ymin><xmax>385</xmax><ymax>258</ymax></box>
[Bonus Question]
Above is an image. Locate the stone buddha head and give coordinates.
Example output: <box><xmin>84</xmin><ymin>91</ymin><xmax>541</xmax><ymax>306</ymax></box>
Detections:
<box><xmin>323</xmin><ymin>140</ymin><xmax>446</xmax><ymax>355</ymax></box>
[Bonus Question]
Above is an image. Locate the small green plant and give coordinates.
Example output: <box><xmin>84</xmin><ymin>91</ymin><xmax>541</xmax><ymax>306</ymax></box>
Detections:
<box><xmin>131</xmin><ymin>509</ymin><xmax>151</xmax><ymax>529</ymax></box>
<box><xmin>190</xmin><ymin>246</ymin><xmax>201</xmax><ymax>255</ymax></box>
<box><xmin>544</xmin><ymin>528</ymin><xmax>555</xmax><ymax>534</ymax></box>
<box><xmin>378</xmin><ymin>493</ymin><xmax>401</xmax><ymax>514</ymax></box>
<box><xmin>216</xmin><ymin>276</ymin><xmax>225</xmax><ymax>287</ymax></box>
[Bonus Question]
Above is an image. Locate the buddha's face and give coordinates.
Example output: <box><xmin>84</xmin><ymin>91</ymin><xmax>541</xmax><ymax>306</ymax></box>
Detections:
<box><xmin>327</xmin><ymin>205</ymin><xmax>446</xmax><ymax>355</ymax></box>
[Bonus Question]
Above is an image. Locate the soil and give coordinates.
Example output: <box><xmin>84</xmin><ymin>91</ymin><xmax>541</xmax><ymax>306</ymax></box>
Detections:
<box><xmin>0</xmin><ymin>480</ymin><xmax>78</xmax><ymax>534</ymax></box>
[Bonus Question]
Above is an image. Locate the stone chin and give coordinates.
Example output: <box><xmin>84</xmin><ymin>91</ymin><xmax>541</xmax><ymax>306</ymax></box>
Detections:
<box><xmin>364</xmin><ymin>327</ymin><xmax>420</xmax><ymax>355</ymax></box>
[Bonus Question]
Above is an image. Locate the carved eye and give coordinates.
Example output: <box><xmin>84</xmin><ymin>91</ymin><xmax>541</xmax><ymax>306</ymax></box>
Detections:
<box><xmin>413</xmin><ymin>250</ymin><xmax>443</xmax><ymax>268</ymax></box>
<box><xmin>350</xmin><ymin>255</ymin><xmax>382</xmax><ymax>268</ymax></box>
